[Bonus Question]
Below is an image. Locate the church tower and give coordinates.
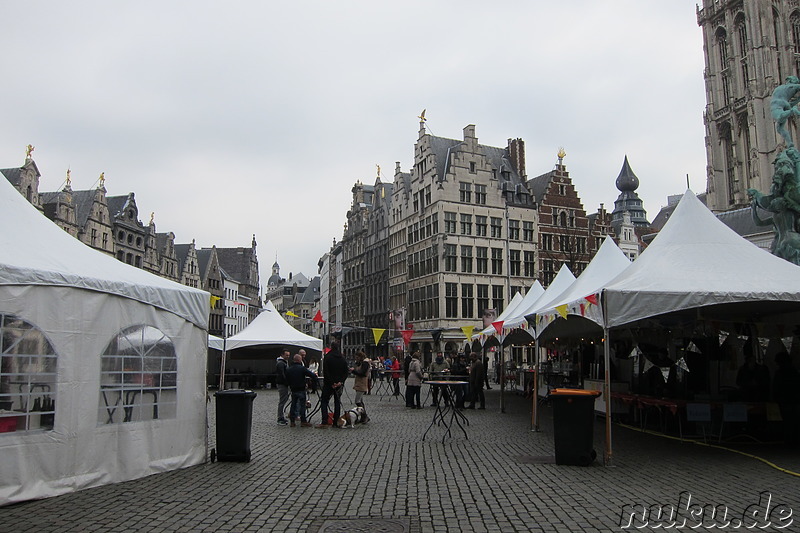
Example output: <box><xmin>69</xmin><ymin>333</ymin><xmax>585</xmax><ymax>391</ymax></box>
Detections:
<box><xmin>698</xmin><ymin>1</ymin><xmax>800</xmax><ymax>211</ymax></box>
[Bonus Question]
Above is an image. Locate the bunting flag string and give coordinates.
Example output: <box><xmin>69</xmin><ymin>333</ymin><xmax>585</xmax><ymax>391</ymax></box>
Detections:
<box><xmin>461</xmin><ymin>325</ymin><xmax>475</xmax><ymax>340</ymax></box>
<box><xmin>312</xmin><ymin>310</ymin><xmax>325</xmax><ymax>322</ymax></box>
<box><xmin>210</xmin><ymin>295</ymin><xmax>221</xmax><ymax>308</ymax></box>
<box><xmin>660</xmin><ymin>367</ymin><xmax>671</xmax><ymax>383</ymax></box>
<box><xmin>286</xmin><ymin>311</ymin><xmax>299</xmax><ymax>318</ymax></box>
<box><xmin>676</xmin><ymin>357</ymin><xmax>690</xmax><ymax>372</ymax></box>
<box><xmin>643</xmin><ymin>358</ymin><xmax>654</xmax><ymax>374</ymax></box>
<box><xmin>400</xmin><ymin>329</ymin><xmax>414</xmax><ymax>346</ymax></box>
<box><xmin>491</xmin><ymin>321</ymin><xmax>504</xmax><ymax>335</ymax></box>
<box><xmin>686</xmin><ymin>342</ymin><xmax>701</xmax><ymax>354</ymax></box>
<box><xmin>371</xmin><ymin>328</ymin><xmax>385</xmax><ymax>346</ymax></box>
<box><xmin>585</xmin><ymin>293</ymin><xmax>598</xmax><ymax>306</ymax></box>
<box><xmin>579</xmin><ymin>303</ymin><xmax>585</xmax><ymax>316</ymax></box>
<box><xmin>556</xmin><ymin>305</ymin><xmax>568</xmax><ymax>319</ymax></box>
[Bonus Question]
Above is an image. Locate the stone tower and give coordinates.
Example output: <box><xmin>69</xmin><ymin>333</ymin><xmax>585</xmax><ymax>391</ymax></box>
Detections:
<box><xmin>698</xmin><ymin>0</ymin><xmax>800</xmax><ymax>211</ymax></box>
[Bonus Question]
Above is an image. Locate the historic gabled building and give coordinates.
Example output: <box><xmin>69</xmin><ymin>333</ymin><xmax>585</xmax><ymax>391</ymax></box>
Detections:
<box><xmin>216</xmin><ymin>236</ymin><xmax>262</xmax><ymax>323</ymax></box>
<box><xmin>40</xmin><ymin>173</ymin><xmax>78</xmax><ymax>237</ymax></box>
<box><xmin>529</xmin><ymin>156</ymin><xmax>597</xmax><ymax>285</ymax></box>
<box><xmin>107</xmin><ymin>192</ymin><xmax>151</xmax><ymax>269</ymax></box>
<box><xmin>156</xmin><ymin>232</ymin><xmax>180</xmax><ymax>281</ymax></box>
<box><xmin>174</xmin><ymin>241</ymin><xmax>201</xmax><ymax>289</ymax></box>
<box><xmin>197</xmin><ymin>246</ymin><xmax>224</xmax><ymax>337</ymax></box>
<box><xmin>1</xmin><ymin>152</ymin><xmax>43</xmax><ymax>212</ymax></box>
<box><xmin>340</xmin><ymin>181</ymin><xmax>372</xmax><ymax>355</ymax></box>
<box><xmin>363</xmin><ymin>175</ymin><xmax>394</xmax><ymax>359</ymax></box>
<box><xmin>697</xmin><ymin>0</ymin><xmax>800</xmax><ymax>211</ymax></box>
<box><xmin>389</xmin><ymin>122</ymin><xmax>538</xmax><ymax>359</ymax></box>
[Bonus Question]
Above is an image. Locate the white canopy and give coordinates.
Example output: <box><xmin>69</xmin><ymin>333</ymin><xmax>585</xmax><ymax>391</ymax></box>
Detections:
<box><xmin>208</xmin><ymin>300</ymin><xmax>322</xmax><ymax>351</ymax></box>
<box><xmin>0</xmin><ymin>176</ymin><xmax>210</xmax><ymax>505</ymax></box>
<box><xmin>474</xmin><ymin>289</ymin><xmax>527</xmax><ymax>338</ymax></box>
<box><xmin>502</xmin><ymin>264</ymin><xmax>575</xmax><ymax>330</ymax></box>
<box><xmin>535</xmin><ymin>236</ymin><xmax>632</xmax><ymax>336</ymax></box>
<box><xmin>602</xmin><ymin>190</ymin><xmax>800</xmax><ymax>328</ymax></box>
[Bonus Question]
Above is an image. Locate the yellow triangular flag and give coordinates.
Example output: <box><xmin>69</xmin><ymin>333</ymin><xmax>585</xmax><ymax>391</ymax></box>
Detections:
<box><xmin>210</xmin><ymin>295</ymin><xmax>221</xmax><ymax>308</ymax></box>
<box><xmin>556</xmin><ymin>305</ymin><xmax>568</xmax><ymax>319</ymax></box>
<box><xmin>371</xmin><ymin>328</ymin><xmax>385</xmax><ymax>345</ymax></box>
<box><xmin>286</xmin><ymin>311</ymin><xmax>299</xmax><ymax>318</ymax></box>
<box><xmin>461</xmin><ymin>325</ymin><xmax>475</xmax><ymax>340</ymax></box>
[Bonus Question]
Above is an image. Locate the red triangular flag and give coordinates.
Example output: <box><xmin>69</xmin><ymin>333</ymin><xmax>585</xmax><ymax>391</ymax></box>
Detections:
<box><xmin>585</xmin><ymin>293</ymin><xmax>598</xmax><ymax>306</ymax></box>
<box><xmin>312</xmin><ymin>310</ymin><xmax>325</xmax><ymax>322</ymax></box>
<box><xmin>401</xmin><ymin>329</ymin><xmax>414</xmax><ymax>346</ymax></box>
<box><xmin>580</xmin><ymin>303</ymin><xmax>585</xmax><ymax>316</ymax></box>
<box><xmin>492</xmin><ymin>320</ymin><xmax>504</xmax><ymax>334</ymax></box>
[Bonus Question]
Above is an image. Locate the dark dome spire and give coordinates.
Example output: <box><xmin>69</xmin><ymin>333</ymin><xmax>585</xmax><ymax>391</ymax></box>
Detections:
<box><xmin>615</xmin><ymin>155</ymin><xmax>640</xmax><ymax>192</ymax></box>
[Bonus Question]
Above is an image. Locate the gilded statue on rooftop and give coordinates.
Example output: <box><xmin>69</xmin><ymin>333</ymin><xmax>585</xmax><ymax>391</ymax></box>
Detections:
<box><xmin>748</xmin><ymin>76</ymin><xmax>800</xmax><ymax>265</ymax></box>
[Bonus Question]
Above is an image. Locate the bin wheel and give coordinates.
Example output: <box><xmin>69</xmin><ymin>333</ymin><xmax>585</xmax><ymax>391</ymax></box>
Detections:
<box><xmin>210</xmin><ymin>448</ymin><xmax>216</xmax><ymax>463</ymax></box>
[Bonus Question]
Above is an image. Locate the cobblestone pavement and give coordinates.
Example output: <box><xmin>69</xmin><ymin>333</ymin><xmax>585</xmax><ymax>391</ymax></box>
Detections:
<box><xmin>2</xmin><ymin>383</ymin><xmax>798</xmax><ymax>532</ymax></box>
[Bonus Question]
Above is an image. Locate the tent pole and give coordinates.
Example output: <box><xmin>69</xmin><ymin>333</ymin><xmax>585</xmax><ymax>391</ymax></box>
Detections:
<box><xmin>603</xmin><ymin>326</ymin><xmax>613</xmax><ymax>466</ymax></box>
<box><xmin>532</xmin><ymin>336</ymin><xmax>540</xmax><ymax>431</ymax></box>
<box><xmin>500</xmin><ymin>343</ymin><xmax>505</xmax><ymax>414</ymax></box>
<box><xmin>218</xmin><ymin>337</ymin><xmax>227</xmax><ymax>391</ymax></box>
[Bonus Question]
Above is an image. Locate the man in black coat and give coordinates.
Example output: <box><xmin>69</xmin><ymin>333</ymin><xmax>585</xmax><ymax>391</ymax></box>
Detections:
<box><xmin>316</xmin><ymin>341</ymin><xmax>349</xmax><ymax>428</ymax></box>
<box><xmin>286</xmin><ymin>354</ymin><xmax>317</xmax><ymax>427</ymax></box>
<box><xmin>467</xmin><ymin>352</ymin><xmax>486</xmax><ymax>409</ymax></box>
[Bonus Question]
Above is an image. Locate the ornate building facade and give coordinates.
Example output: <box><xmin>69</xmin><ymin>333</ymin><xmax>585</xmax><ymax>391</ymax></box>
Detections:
<box><xmin>698</xmin><ymin>0</ymin><xmax>800</xmax><ymax>211</ymax></box>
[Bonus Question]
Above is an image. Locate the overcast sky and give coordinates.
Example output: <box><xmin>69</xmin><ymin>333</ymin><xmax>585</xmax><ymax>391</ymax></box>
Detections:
<box><xmin>1</xmin><ymin>2</ymin><xmax>707</xmax><ymax>287</ymax></box>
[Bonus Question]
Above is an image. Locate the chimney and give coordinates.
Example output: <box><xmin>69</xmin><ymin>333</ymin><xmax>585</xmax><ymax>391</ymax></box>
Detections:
<box><xmin>508</xmin><ymin>138</ymin><xmax>526</xmax><ymax>179</ymax></box>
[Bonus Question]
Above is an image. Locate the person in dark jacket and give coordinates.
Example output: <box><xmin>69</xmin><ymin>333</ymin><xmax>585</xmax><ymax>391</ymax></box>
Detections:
<box><xmin>450</xmin><ymin>354</ymin><xmax>469</xmax><ymax>409</ymax></box>
<box><xmin>275</xmin><ymin>349</ymin><xmax>291</xmax><ymax>425</ymax></box>
<box><xmin>286</xmin><ymin>354</ymin><xmax>317</xmax><ymax>427</ymax></box>
<box><xmin>467</xmin><ymin>352</ymin><xmax>486</xmax><ymax>409</ymax></box>
<box><xmin>317</xmin><ymin>341</ymin><xmax>349</xmax><ymax>428</ymax></box>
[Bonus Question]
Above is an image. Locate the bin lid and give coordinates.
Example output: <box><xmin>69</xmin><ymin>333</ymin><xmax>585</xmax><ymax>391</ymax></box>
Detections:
<box><xmin>214</xmin><ymin>389</ymin><xmax>257</xmax><ymax>397</ymax></box>
<box><xmin>550</xmin><ymin>388</ymin><xmax>602</xmax><ymax>397</ymax></box>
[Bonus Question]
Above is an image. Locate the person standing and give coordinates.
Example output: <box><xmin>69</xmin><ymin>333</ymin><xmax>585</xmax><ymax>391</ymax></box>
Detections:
<box><xmin>450</xmin><ymin>354</ymin><xmax>469</xmax><ymax>409</ymax></box>
<box><xmin>406</xmin><ymin>351</ymin><xmax>423</xmax><ymax>408</ymax></box>
<box><xmin>428</xmin><ymin>352</ymin><xmax>450</xmax><ymax>406</ymax></box>
<box><xmin>351</xmin><ymin>351</ymin><xmax>371</xmax><ymax>420</ymax></box>
<box><xmin>275</xmin><ymin>349</ymin><xmax>291</xmax><ymax>426</ymax></box>
<box><xmin>467</xmin><ymin>352</ymin><xmax>486</xmax><ymax>409</ymax></box>
<box><xmin>390</xmin><ymin>354</ymin><xmax>402</xmax><ymax>396</ymax></box>
<box><xmin>317</xmin><ymin>341</ymin><xmax>349</xmax><ymax>428</ymax></box>
<box><xmin>483</xmin><ymin>354</ymin><xmax>492</xmax><ymax>390</ymax></box>
<box><xmin>286</xmin><ymin>354</ymin><xmax>316</xmax><ymax>427</ymax></box>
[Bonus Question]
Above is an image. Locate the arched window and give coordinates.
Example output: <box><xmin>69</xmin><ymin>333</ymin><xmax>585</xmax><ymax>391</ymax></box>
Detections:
<box><xmin>559</xmin><ymin>211</ymin><xmax>567</xmax><ymax>227</ymax></box>
<box><xmin>735</xmin><ymin>14</ymin><xmax>749</xmax><ymax>87</ymax></box>
<box><xmin>0</xmin><ymin>314</ymin><xmax>57</xmax><ymax>433</ymax></box>
<box><xmin>716</xmin><ymin>27</ymin><xmax>728</xmax><ymax>68</ymax></box>
<box><xmin>98</xmin><ymin>325</ymin><xmax>177</xmax><ymax>425</ymax></box>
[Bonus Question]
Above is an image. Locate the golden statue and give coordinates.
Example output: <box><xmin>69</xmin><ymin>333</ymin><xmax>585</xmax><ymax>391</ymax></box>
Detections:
<box><xmin>65</xmin><ymin>168</ymin><xmax>71</xmax><ymax>186</ymax></box>
<box><xmin>149</xmin><ymin>212</ymin><xmax>155</xmax><ymax>225</ymax></box>
<box><xmin>558</xmin><ymin>147</ymin><xmax>567</xmax><ymax>160</ymax></box>
<box><xmin>376</xmin><ymin>164</ymin><xmax>381</xmax><ymax>178</ymax></box>
<box><xmin>99</xmin><ymin>172</ymin><xmax>105</xmax><ymax>188</ymax></box>
<box><xmin>25</xmin><ymin>144</ymin><xmax>34</xmax><ymax>159</ymax></box>
<box><xmin>418</xmin><ymin>109</ymin><xmax>427</xmax><ymax>122</ymax></box>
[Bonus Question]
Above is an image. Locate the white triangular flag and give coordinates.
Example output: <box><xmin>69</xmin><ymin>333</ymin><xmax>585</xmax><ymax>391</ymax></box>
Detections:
<box><xmin>676</xmin><ymin>357</ymin><xmax>690</xmax><ymax>372</ymax></box>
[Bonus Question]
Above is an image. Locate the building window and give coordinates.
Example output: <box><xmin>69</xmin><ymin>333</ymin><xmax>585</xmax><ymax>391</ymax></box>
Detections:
<box><xmin>445</xmin><ymin>283</ymin><xmax>458</xmax><ymax>318</ymax></box>
<box><xmin>490</xmin><ymin>217</ymin><xmax>502</xmax><ymax>238</ymax></box>
<box><xmin>542</xmin><ymin>233</ymin><xmax>553</xmax><ymax>250</ymax></box>
<box><xmin>91</xmin><ymin>228</ymin><xmax>97</xmax><ymax>246</ymax></box>
<box><xmin>477</xmin><ymin>284</ymin><xmax>489</xmax><ymax>315</ymax></box>
<box><xmin>459</xmin><ymin>182</ymin><xmax>472</xmax><ymax>203</ymax></box>
<box><xmin>0</xmin><ymin>314</ymin><xmax>57</xmax><ymax>433</ymax></box>
<box><xmin>510</xmin><ymin>249</ymin><xmax>521</xmax><ymax>276</ymax></box>
<box><xmin>444</xmin><ymin>212</ymin><xmax>457</xmax><ymax>233</ymax></box>
<box><xmin>524</xmin><ymin>251</ymin><xmax>535</xmax><ymax>277</ymax></box>
<box><xmin>444</xmin><ymin>244</ymin><xmax>457</xmax><ymax>272</ymax></box>
<box><xmin>476</xmin><ymin>247</ymin><xmax>488</xmax><ymax>274</ymax></box>
<box><xmin>475</xmin><ymin>184</ymin><xmax>487</xmax><ymax>205</ymax></box>
<box><xmin>559</xmin><ymin>184</ymin><xmax>566</xmax><ymax>195</ymax></box>
<box><xmin>469</xmin><ymin>161</ymin><xmax>476</xmax><ymax>173</ymax></box>
<box><xmin>460</xmin><ymin>214</ymin><xmax>472</xmax><ymax>235</ymax></box>
<box><xmin>461</xmin><ymin>283</ymin><xmax>474</xmax><ymax>318</ymax></box>
<box><xmin>461</xmin><ymin>245</ymin><xmax>473</xmax><ymax>273</ymax></box>
<box><xmin>559</xmin><ymin>212</ymin><xmax>568</xmax><ymax>227</ymax></box>
<box><xmin>523</xmin><ymin>221</ymin><xmax>534</xmax><ymax>241</ymax></box>
<box><xmin>102</xmin><ymin>232</ymin><xmax>108</xmax><ymax>249</ymax></box>
<box><xmin>476</xmin><ymin>215</ymin><xmax>487</xmax><ymax>236</ymax></box>
<box><xmin>491</xmin><ymin>248</ymin><xmax>503</xmax><ymax>275</ymax></box>
<box><xmin>543</xmin><ymin>260</ymin><xmax>555</xmax><ymax>285</ymax></box>
<box><xmin>492</xmin><ymin>285</ymin><xmax>504</xmax><ymax>315</ymax></box>
<box><xmin>98</xmin><ymin>325</ymin><xmax>177</xmax><ymax>425</ymax></box>
<box><xmin>509</xmin><ymin>220</ymin><xmax>520</xmax><ymax>240</ymax></box>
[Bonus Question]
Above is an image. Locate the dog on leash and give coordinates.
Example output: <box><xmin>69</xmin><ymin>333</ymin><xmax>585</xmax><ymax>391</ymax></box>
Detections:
<box><xmin>335</xmin><ymin>405</ymin><xmax>369</xmax><ymax>428</ymax></box>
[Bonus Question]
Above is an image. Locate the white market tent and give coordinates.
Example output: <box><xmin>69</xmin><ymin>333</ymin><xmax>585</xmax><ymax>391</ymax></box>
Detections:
<box><xmin>500</xmin><ymin>264</ymin><xmax>575</xmax><ymax>335</ymax></box>
<box><xmin>473</xmin><ymin>289</ymin><xmax>527</xmax><ymax>339</ymax></box>
<box><xmin>208</xmin><ymin>301</ymin><xmax>322</xmax><ymax>352</ymax></box>
<box><xmin>534</xmin><ymin>236</ymin><xmax>633</xmax><ymax>340</ymax></box>
<box><xmin>0</xmin><ymin>176</ymin><xmax>210</xmax><ymax>506</ymax></box>
<box><xmin>552</xmin><ymin>191</ymin><xmax>800</xmax><ymax>464</ymax></box>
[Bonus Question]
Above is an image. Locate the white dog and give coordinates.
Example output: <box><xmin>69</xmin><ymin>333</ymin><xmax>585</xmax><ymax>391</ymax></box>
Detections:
<box><xmin>336</xmin><ymin>406</ymin><xmax>369</xmax><ymax>428</ymax></box>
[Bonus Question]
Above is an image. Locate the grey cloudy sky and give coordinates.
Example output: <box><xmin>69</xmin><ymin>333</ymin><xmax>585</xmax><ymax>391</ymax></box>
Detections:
<box><xmin>1</xmin><ymin>1</ymin><xmax>706</xmax><ymax>286</ymax></box>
